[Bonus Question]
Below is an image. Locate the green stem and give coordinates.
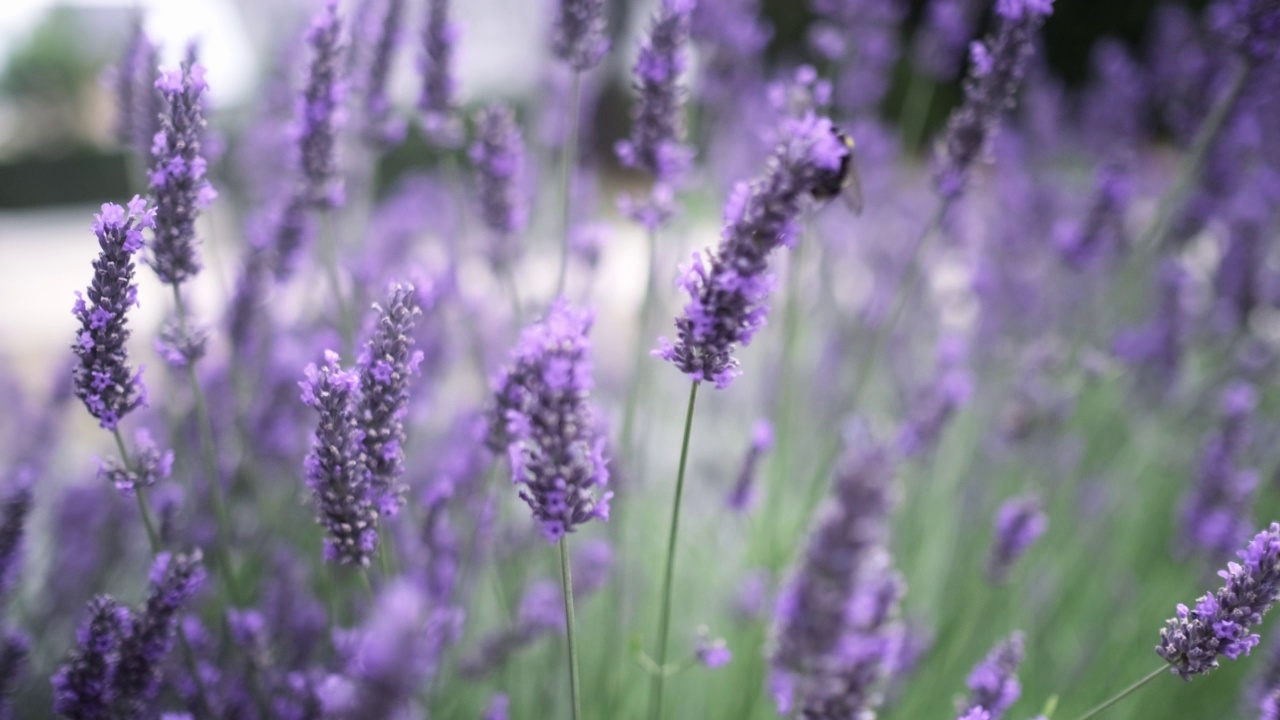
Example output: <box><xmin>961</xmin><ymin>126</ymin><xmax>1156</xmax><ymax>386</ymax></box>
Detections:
<box><xmin>899</xmin><ymin>72</ymin><xmax>936</xmax><ymax>156</ymax></box>
<box><xmin>1071</xmin><ymin>664</ymin><xmax>1167</xmax><ymax>720</ymax></box>
<box><xmin>171</xmin><ymin>286</ymin><xmax>245</xmax><ymax>606</ymax></box>
<box><xmin>559</xmin><ymin>538</ymin><xmax>583</xmax><ymax>720</ymax></box>
<box><xmin>649</xmin><ymin>381</ymin><xmax>700</xmax><ymax>720</ymax></box>
<box><xmin>555</xmin><ymin>72</ymin><xmax>583</xmax><ymax>299</ymax></box>
<box><xmin>1137</xmin><ymin>59</ymin><xmax>1249</xmax><ymax>254</ymax></box>
<box><xmin>319</xmin><ymin>209</ymin><xmax>353</xmax><ymax>357</ymax></box>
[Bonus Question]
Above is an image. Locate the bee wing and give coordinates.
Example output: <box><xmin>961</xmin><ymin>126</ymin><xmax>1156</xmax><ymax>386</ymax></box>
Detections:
<box><xmin>841</xmin><ymin>155</ymin><xmax>864</xmax><ymax>216</ymax></box>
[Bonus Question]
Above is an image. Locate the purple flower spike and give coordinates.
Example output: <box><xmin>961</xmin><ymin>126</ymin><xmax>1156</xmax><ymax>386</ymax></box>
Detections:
<box><xmin>488</xmin><ymin>301</ymin><xmax>611</xmax><ymax>542</ymax></box>
<box><xmin>301</xmin><ymin>350</ymin><xmax>379</xmax><ymax>566</ymax></box>
<box><xmin>987</xmin><ymin>495</ymin><xmax>1047</xmax><ymax>584</ymax></box>
<box><xmin>656</xmin><ymin>114</ymin><xmax>846</xmax><ymax>389</ymax></box>
<box><xmin>52</xmin><ymin>595</ymin><xmax>132</xmax><ymax>719</ymax></box>
<box><xmin>552</xmin><ymin>0</ymin><xmax>608</xmax><ymax>72</ymax></box>
<box><xmin>148</xmin><ymin>53</ymin><xmax>214</xmax><ymax>287</ymax></box>
<box><xmin>0</xmin><ymin>473</ymin><xmax>32</xmax><ymax>602</ymax></box>
<box><xmin>418</xmin><ymin>0</ymin><xmax>461</xmax><ymax>146</ymax></box>
<box><xmin>297</xmin><ymin>0</ymin><xmax>347</xmax><ymax>209</ymax></box>
<box><xmin>961</xmin><ymin>631</ymin><xmax>1024</xmax><ymax>720</ymax></box>
<box><xmin>357</xmin><ymin>282</ymin><xmax>424</xmax><ymax>517</ymax></box>
<box><xmin>360</xmin><ymin>0</ymin><xmax>406</xmax><ymax>146</ymax></box>
<box><xmin>1157</xmin><ymin>523</ymin><xmax>1280</xmax><ymax>677</ymax></box>
<box><xmin>72</xmin><ymin>198</ymin><xmax>154</xmax><ymax>431</ymax></box>
<box><xmin>1181</xmin><ymin>381</ymin><xmax>1259</xmax><ymax>559</ymax></box>
<box><xmin>726</xmin><ymin>419</ymin><xmax>774</xmax><ymax>511</ymax></box>
<box><xmin>112</xmin><ymin>18</ymin><xmax>162</xmax><ymax>168</ymax></box>
<box><xmin>470</xmin><ymin>104</ymin><xmax>529</xmax><ymax>269</ymax></box>
<box><xmin>114</xmin><ymin>551</ymin><xmax>205</xmax><ymax>715</ymax></box>
<box><xmin>935</xmin><ymin>0</ymin><xmax>1053</xmax><ymax>198</ymax></box>
<box><xmin>616</xmin><ymin>0</ymin><xmax>694</xmax><ymax>185</ymax></box>
<box><xmin>1210</xmin><ymin>0</ymin><xmax>1280</xmax><ymax>65</ymax></box>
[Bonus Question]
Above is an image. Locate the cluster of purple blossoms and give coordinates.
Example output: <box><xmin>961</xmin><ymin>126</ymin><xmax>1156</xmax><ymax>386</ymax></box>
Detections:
<box><xmin>97</xmin><ymin>429</ymin><xmax>174</xmax><ymax>496</ymax></box>
<box><xmin>356</xmin><ymin>283</ymin><xmax>424</xmax><ymax>516</ymax></box>
<box><xmin>418</xmin><ymin>0</ymin><xmax>460</xmax><ymax>145</ymax></box>
<box><xmin>551</xmin><ymin>0</ymin><xmax>608</xmax><ymax>72</ymax></box>
<box><xmin>470</xmin><ymin>104</ymin><xmax>529</xmax><ymax>270</ymax></box>
<box><xmin>960</xmin><ymin>631</ymin><xmax>1025</xmax><ymax>720</ymax></box>
<box><xmin>770</xmin><ymin>443</ymin><xmax>904</xmax><ymax>717</ymax></box>
<box><xmin>1181</xmin><ymin>382</ymin><xmax>1259</xmax><ymax>559</ymax></box>
<box><xmin>656</xmin><ymin>114</ymin><xmax>846</xmax><ymax>389</ymax></box>
<box><xmin>301</xmin><ymin>350</ymin><xmax>379</xmax><ymax>566</ymax></box>
<box><xmin>616</xmin><ymin>0</ymin><xmax>694</xmax><ymax>186</ymax></box>
<box><xmin>987</xmin><ymin>495</ymin><xmax>1048</xmax><ymax>584</ymax></box>
<box><xmin>689</xmin><ymin>0</ymin><xmax>771</xmax><ymax>105</ymax></box>
<box><xmin>359</xmin><ymin>0</ymin><xmax>406</xmax><ymax>146</ymax></box>
<box><xmin>1056</xmin><ymin>157</ymin><xmax>1133</xmax><ymax>269</ymax></box>
<box><xmin>72</xmin><ymin>198</ymin><xmax>154</xmax><ymax>431</ymax></box>
<box><xmin>148</xmin><ymin>57</ymin><xmax>216</xmax><ymax>287</ymax></box>
<box><xmin>1210</xmin><ymin>0</ymin><xmax>1280</xmax><ymax>65</ymax></box>
<box><xmin>296</xmin><ymin>0</ymin><xmax>347</xmax><ymax>209</ymax></box>
<box><xmin>726</xmin><ymin>419</ymin><xmax>774</xmax><ymax>510</ymax></box>
<box><xmin>51</xmin><ymin>595</ymin><xmax>132</xmax><ymax>719</ymax></box>
<box><xmin>1157</xmin><ymin>523</ymin><xmax>1280</xmax><ymax>677</ymax></box>
<box><xmin>936</xmin><ymin>0</ymin><xmax>1055</xmax><ymax>199</ymax></box>
<box><xmin>808</xmin><ymin>0</ymin><xmax>905</xmax><ymax>115</ymax></box>
<box><xmin>487</xmin><ymin>302</ymin><xmax>611</xmax><ymax>541</ymax></box>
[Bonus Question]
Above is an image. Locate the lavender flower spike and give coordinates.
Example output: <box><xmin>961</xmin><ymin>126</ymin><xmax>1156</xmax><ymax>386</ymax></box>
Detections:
<box><xmin>357</xmin><ymin>282</ymin><xmax>424</xmax><ymax>516</ymax></box>
<box><xmin>113</xmin><ymin>551</ymin><xmax>205</xmax><ymax>715</ymax></box>
<box><xmin>301</xmin><ymin>350</ymin><xmax>379</xmax><ymax>566</ymax></box>
<box><xmin>488</xmin><ymin>301</ymin><xmax>611</xmax><ymax>541</ymax></box>
<box><xmin>297</xmin><ymin>0</ymin><xmax>347</xmax><ymax>208</ymax></box>
<box><xmin>935</xmin><ymin>0</ymin><xmax>1054</xmax><ymax>198</ymax></box>
<box><xmin>552</xmin><ymin>0</ymin><xmax>608</xmax><ymax>71</ymax></box>
<box><xmin>726</xmin><ymin>419</ymin><xmax>773</xmax><ymax>510</ymax></box>
<box><xmin>418</xmin><ymin>0</ymin><xmax>461</xmax><ymax>145</ymax></box>
<box><xmin>148</xmin><ymin>55</ymin><xmax>215</xmax><ymax>286</ymax></box>
<box><xmin>0</xmin><ymin>473</ymin><xmax>32</xmax><ymax>602</ymax></box>
<box><xmin>656</xmin><ymin>113</ymin><xmax>846</xmax><ymax>388</ymax></box>
<box><xmin>360</xmin><ymin>0</ymin><xmax>405</xmax><ymax>145</ymax></box>
<box><xmin>961</xmin><ymin>631</ymin><xmax>1025</xmax><ymax>720</ymax></box>
<box><xmin>470</xmin><ymin>104</ymin><xmax>529</xmax><ymax>270</ymax></box>
<box><xmin>52</xmin><ymin>596</ymin><xmax>132</xmax><ymax>720</ymax></box>
<box><xmin>987</xmin><ymin>495</ymin><xmax>1047</xmax><ymax>584</ymax></box>
<box><xmin>72</xmin><ymin>198</ymin><xmax>154</xmax><ymax>431</ymax></box>
<box><xmin>615</xmin><ymin>0</ymin><xmax>694</xmax><ymax>185</ymax></box>
<box><xmin>1157</xmin><ymin>522</ymin><xmax>1280</xmax><ymax>678</ymax></box>
<box><xmin>1181</xmin><ymin>381</ymin><xmax>1258</xmax><ymax>559</ymax></box>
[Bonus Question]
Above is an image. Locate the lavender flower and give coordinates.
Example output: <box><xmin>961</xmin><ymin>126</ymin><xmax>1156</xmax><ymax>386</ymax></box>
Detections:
<box><xmin>357</xmin><ymin>283</ymin><xmax>424</xmax><ymax>516</ymax></box>
<box><xmin>689</xmin><ymin>0</ymin><xmax>771</xmax><ymax>105</ymax></box>
<box><xmin>1056</xmin><ymin>158</ymin><xmax>1132</xmax><ymax>269</ymax></box>
<box><xmin>655</xmin><ymin>114</ymin><xmax>846</xmax><ymax>389</ymax></box>
<box><xmin>148</xmin><ymin>57</ymin><xmax>215</xmax><ymax>286</ymax></box>
<box><xmin>418</xmin><ymin>0</ymin><xmax>460</xmax><ymax>145</ymax></box>
<box><xmin>301</xmin><ymin>350</ymin><xmax>379</xmax><ymax>566</ymax></box>
<box><xmin>808</xmin><ymin>0</ymin><xmax>905</xmax><ymax>115</ymax></box>
<box><xmin>96</xmin><ymin>429</ymin><xmax>173</xmax><ymax>496</ymax></box>
<box><xmin>360</xmin><ymin>0</ymin><xmax>405</xmax><ymax>145</ymax></box>
<box><xmin>935</xmin><ymin>0</ymin><xmax>1054</xmax><ymax>198</ymax></box>
<box><xmin>0</xmin><ymin>630</ymin><xmax>26</xmax><ymax>718</ymax></box>
<box><xmin>551</xmin><ymin>0</ymin><xmax>608</xmax><ymax>71</ymax></box>
<box><xmin>1265</xmin><ymin>691</ymin><xmax>1280</xmax><ymax>720</ymax></box>
<box><xmin>155</xmin><ymin>319</ymin><xmax>208</xmax><ymax>368</ymax></box>
<box><xmin>1210</xmin><ymin>0</ymin><xmax>1280</xmax><ymax>65</ymax></box>
<box><xmin>485</xmin><ymin>694</ymin><xmax>510</xmax><ymax>720</ymax></box>
<box><xmin>615</xmin><ymin>0</ymin><xmax>694</xmax><ymax>185</ymax></box>
<box><xmin>898</xmin><ymin>336</ymin><xmax>972</xmax><ymax>458</ymax></box>
<box><xmin>1181</xmin><ymin>382</ymin><xmax>1259</xmax><ymax>559</ymax></box>
<box><xmin>470</xmin><ymin>104</ymin><xmax>529</xmax><ymax>268</ymax></box>
<box><xmin>961</xmin><ymin>631</ymin><xmax>1024</xmax><ymax>720</ymax></box>
<box><xmin>112</xmin><ymin>18</ymin><xmax>162</xmax><ymax>166</ymax></box>
<box><xmin>52</xmin><ymin>596</ymin><xmax>131</xmax><ymax>720</ymax></box>
<box><xmin>114</xmin><ymin>551</ymin><xmax>205</xmax><ymax>715</ymax></box>
<box><xmin>913</xmin><ymin>0</ymin><xmax>980</xmax><ymax>81</ymax></box>
<box><xmin>72</xmin><ymin>198</ymin><xmax>154</xmax><ymax>431</ymax></box>
<box><xmin>297</xmin><ymin>0</ymin><xmax>347</xmax><ymax>208</ymax></box>
<box><xmin>1113</xmin><ymin>259</ymin><xmax>1190</xmax><ymax>387</ymax></box>
<box><xmin>770</xmin><ymin>443</ymin><xmax>903</xmax><ymax>717</ymax></box>
<box><xmin>959</xmin><ymin>709</ymin><xmax>991</xmax><ymax>720</ymax></box>
<box><xmin>1157</xmin><ymin>523</ymin><xmax>1280</xmax><ymax>677</ymax></box>
<box><xmin>987</xmin><ymin>496</ymin><xmax>1047</xmax><ymax>584</ymax></box>
<box><xmin>488</xmin><ymin>302</ymin><xmax>610</xmax><ymax>541</ymax></box>
<box><xmin>694</xmin><ymin>626</ymin><xmax>732</xmax><ymax>668</ymax></box>
<box><xmin>267</xmin><ymin>194</ymin><xmax>317</xmax><ymax>281</ymax></box>
<box><xmin>0</xmin><ymin>473</ymin><xmax>31</xmax><ymax>602</ymax></box>
<box><xmin>726</xmin><ymin>419</ymin><xmax>773</xmax><ymax>510</ymax></box>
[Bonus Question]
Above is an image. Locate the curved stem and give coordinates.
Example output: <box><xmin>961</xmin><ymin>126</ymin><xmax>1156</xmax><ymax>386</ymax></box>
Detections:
<box><xmin>1072</xmin><ymin>664</ymin><xmax>1167</xmax><ymax>720</ymax></box>
<box><xmin>555</xmin><ymin>72</ymin><xmax>583</xmax><ymax>299</ymax></box>
<box><xmin>649</xmin><ymin>381</ymin><xmax>700</xmax><ymax>720</ymax></box>
<box><xmin>559</xmin><ymin>538</ymin><xmax>583</xmax><ymax>720</ymax></box>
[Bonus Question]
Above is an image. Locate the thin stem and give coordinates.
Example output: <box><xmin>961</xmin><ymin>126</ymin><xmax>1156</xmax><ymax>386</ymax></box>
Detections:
<box><xmin>1072</xmin><ymin>664</ymin><xmax>1168</xmax><ymax>720</ymax></box>
<box><xmin>1137</xmin><ymin>59</ymin><xmax>1249</xmax><ymax>254</ymax></box>
<box><xmin>555</xmin><ymin>72</ymin><xmax>583</xmax><ymax>298</ymax></box>
<box><xmin>649</xmin><ymin>381</ymin><xmax>700</xmax><ymax>720</ymax></box>
<box><xmin>559</xmin><ymin>538</ymin><xmax>583</xmax><ymax>720</ymax></box>
<box><xmin>619</xmin><ymin>227</ymin><xmax>661</xmax><ymax>463</ymax></box>
<box><xmin>171</xmin><ymin>286</ymin><xmax>245</xmax><ymax>606</ymax></box>
<box><xmin>319</xmin><ymin>209</ymin><xmax>354</xmax><ymax>357</ymax></box>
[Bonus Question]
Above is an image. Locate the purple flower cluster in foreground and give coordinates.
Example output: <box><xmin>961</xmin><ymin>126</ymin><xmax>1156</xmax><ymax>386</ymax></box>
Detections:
<box><xmin>488</xmin><ymin>302</ymin><xmax>611</xmax><ymax>541</ymax></box>
<box><xmin>656</xmin><ymin>114</ymin><xmax>846</xmax><ymax>388</ymax></box>
<box><xmin>72</xmin><ymin>199</ymin><xmax>154</xmax><ymax>431</ymax></box>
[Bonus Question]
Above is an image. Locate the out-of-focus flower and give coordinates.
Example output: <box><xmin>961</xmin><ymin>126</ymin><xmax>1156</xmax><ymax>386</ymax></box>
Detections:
<box><xmin>97</xmin><ymin>429</ymin><xmax>173</xmax><ymax>496</ymax></box>
<box><xmin>987</xmin><ymin>496</ymin><xmax>1047</xmax><ymax>584</ymax></box>
<box><xmin>726</xmin><ymin>419</ymin><xmax>773</xmax><ymax>511</ymax></box>
<box><xmin>358</xmin><ymin>0</ymin><xmax>406</xmax><ymax>146</ymax></box>
<box><xmin>960</xmin><ymin>631</ymin><xmax>1024</xmax><ymax>720</ymax></box>
<box><xmin>418</xmin><ymin>0</ymin><xmax>461</xmax><ymax>145</ymax></box>
<box><xmin>616</xmin><ymin>0</ymin><xmax>694</xmax><ymax>186</ymax></box>
<box><xmin>1180</xmin><ymin>382</ymin><xmax>1259</xmax><ymax>559</ymax></box>
<box><xmin>52</xmin><ymin>596</ymin><xmax>132</xmax><ymax>719</ymax></box>
<box><xmin>470</xmin><ymin>104</ymin><xmax>529</xmax><ymax>270</ymax></box>
<box><xmin>296</xmin><ymin>0</ymin><xmax>348</xmax><ymax>208</ymax></box>
<box><xmin>551</xmin><ymin>0</ymin><xmax>608</xmax><ymax>71</ymax></box>
<box><xmin>694</xmin><ymin>626</ymin><xmax>732</xmax><ymax>668</ymax></box>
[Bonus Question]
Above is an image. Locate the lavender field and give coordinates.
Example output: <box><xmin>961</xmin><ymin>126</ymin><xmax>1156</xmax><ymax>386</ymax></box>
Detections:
<box><xmin>1</xmin><ymin>0</ymin><xmax>1279</xmax><ymax>718</ymax></box>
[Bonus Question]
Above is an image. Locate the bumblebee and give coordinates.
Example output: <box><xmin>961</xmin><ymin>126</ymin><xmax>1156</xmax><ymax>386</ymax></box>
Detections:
<box><xmin>810</xmin><ymin>127</ymin><xmax>864</xmax><ymax>215</ymax></box>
